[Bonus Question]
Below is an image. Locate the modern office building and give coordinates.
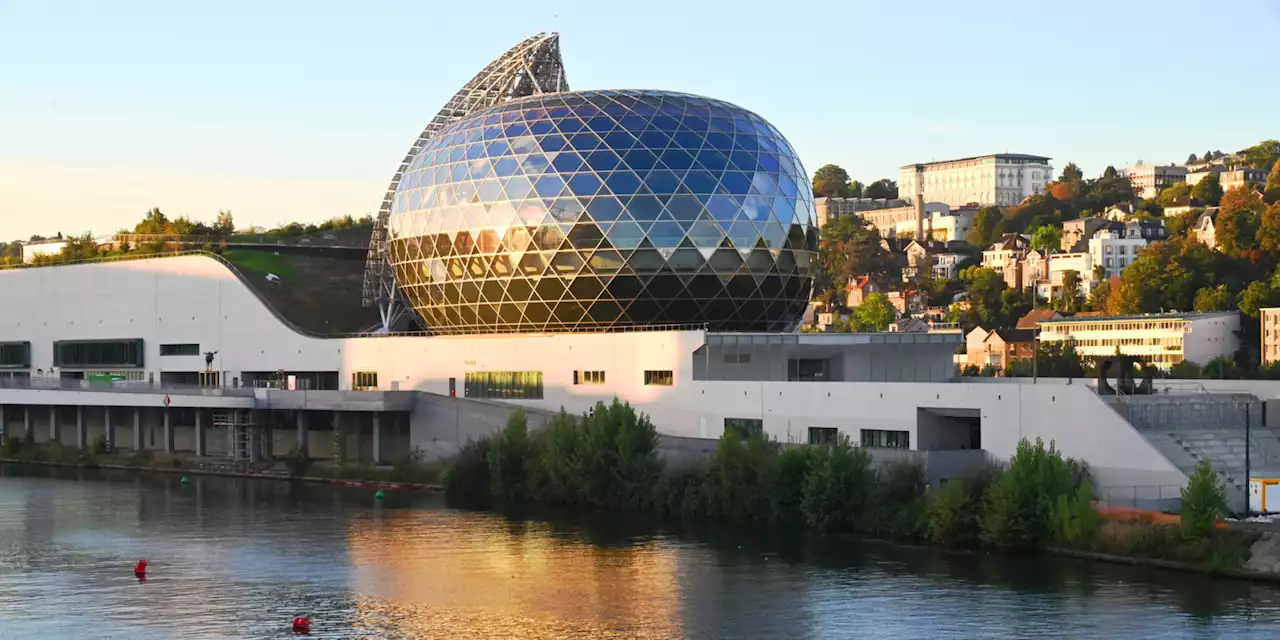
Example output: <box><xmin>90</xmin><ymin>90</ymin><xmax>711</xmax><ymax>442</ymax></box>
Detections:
<box><xmin>3</xmin><ymin>31</ymin><xmax>1270</xmax><ymax>506</ymax></box>
<box><xmin>1121</xmin><ymin>162</ymin><xmax>1186</xmax><ymax>200</ymax></box>
<box><xmin>1037</xmin><ymin>312</ymin><xmax>1240</xmax><ymax>369</ymax></box>
<box><xmin>899</xmin><ymin>154</ymin><xmax>1053</xmax><ymax>208</ymax></box>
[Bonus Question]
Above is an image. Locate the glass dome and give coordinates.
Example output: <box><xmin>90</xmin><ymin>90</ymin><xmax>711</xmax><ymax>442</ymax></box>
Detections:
<box><xmin>388</xmin><ymin>89</ymin><xmax>816</xmax><ymax>334</ymax></box>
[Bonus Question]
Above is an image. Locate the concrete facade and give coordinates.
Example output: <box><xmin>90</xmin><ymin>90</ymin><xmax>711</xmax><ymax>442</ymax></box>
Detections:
<box><xmin>900</xmin><ymin>154</ymin><xmax>1052</xmax><ymax>208</ymax></box>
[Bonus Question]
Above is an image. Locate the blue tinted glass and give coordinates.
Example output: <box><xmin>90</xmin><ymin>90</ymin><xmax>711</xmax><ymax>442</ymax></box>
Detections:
<box><xmin>735</xmin><ymin>134</ymin><xmax>759</xmax><ymax>152</ymax></box>
<box><xmin>568</xmin><ymin>173</ymin><xmax>603</xmax><ymax>196</ymax></box>
<box><xmin>644</xmin><ymin>170</ymin><xmax>680</xmax><ymax>195</ymax></box>
<box><xmin>483</xmin><ymin>126</ymin><xmax>503</xmax><ymax>140</ymax></box>
<box><xmin>743</xmin><ymin>195</ymin><xmax>771</xmax><ymax>221</ymax></box>
<box><xmin>494</xmin><ymin>157</ymin><xmax>520</xmax><ymax>177</ymax></box>
<box><xmin>478</xmin><ymin>180</ymin><xmax>503</xmax><ymax>202</ymax></box>
<box><xmin>534</xmin><ymin>175</ymin><xmax>565</xmax><ymax>198</ymax></box>
<box><xmin>647</xmin><ymin>221</ymin><xmax>685</xmax><ymax>248</ymax></box>
<box><xmin>521</xmin><ymin>154</ymin><xmax>550</xmax><ymax>175</ymax></box>
<box><xmin>606</xmin><ymin>220</ymin><xmax>645</xmax><ymax>249</ymax></box>
<box><xmin>759</xmin><ymin>153</ymin><xmax>780</xmax><ymax>173</ymax></box>
<box><xmin>569</xmin><ymin>133</ymin><xmax>601</xmax><ymax>152</ymax></box>
<box><xmin>548</xmin><ymin>106</ymin><xmax>570</xmax><ymax>118</ymax></box>
<box><xmin>588</xmin><ymin>117</ymin><xmax>614</xmax><ymax>134</ymax></box>
<box><xmin>528</xmin><ymin>119</ymin><xmax>555</xmax><ymax>135</ymax></box>
<box><xmin>557</xmin><ymin>118</ymin><xmax>585</xmax><ymax>134</ymax></box>
<box><xmin>729</xmin><ymin>151</ymin><xmax>757</xmax><ymax>172</ymax></box>
<box><xmin>666</xmin><ymin>195</ymin><xmax>703</xmax><ymax>221</ymax></box>
<box><xmin>651</xmin><ymin>115</ymin><xmax>679</xmax><ymax>131</ymax></box>
<box><xmin>710</xmin><ymin>118</ymin><xmax>733</xmax><ymax>133</ymax></box>
<box><xmin>486</xmin><ymin>140</ymin><xmax>510</xmax><ymax>156</ymax></box>
<box><xmin>777</xmin><ymin>173</ymin><xmax>798</xmax><ymax>199</ymax></box>
<box><xmin>551</xmin><ymin>152</ymin><xmax>584</xmax><ymax>173</ymax></box>
<box><xmin>620</xmin><ymin>115</ymin><xmax>648</xmax><ymax>132</ymax></box>
<box><xmin>696</xmin><ymin>150</ymin><xmax>728</xmax><ymax>172</ymax></box>
<box><xmin>720</xmin><ymin>172</ymin><xmax>751</xmax><ymax>194</ymax></box>
<box><xmin>673</xmin><ymin>131</ymin><xmax>704</xmax><ymax>149</ymax></box>
<box><xmin>752</xmin><ymin>172</ymin><xmax>779</xmax><ymax>196</ymax></box>
<box><xmin>450</xmin><ymin>163</ymin><xmax>468</xmax><ymax>181</ymax></box>
<box><xmin>684</xmin><ymin>170</ymin><xmax>718</xmax><ymax>194</ymax></box>
<box><xmin>586</xmin><ymin>196</ymin><xmax>625</xmax><ymax>223</ymax></box>
<box><xmin>603</xmin><ymin>131</ymin><xmax>636</xmax><ymax>151</ymax></box>
<box><xmin>605</xmin><ymin>171</ymin><xmax>642</xmax><ymax>195</ymax></box>
<box><xmin>469</xmin><ymin>158</ymin><xmax>491</xmax><ymax>179</ymax></box>
<box><xmin>585</xmin><ymin>150</ymin><xmax>621</xmax><ymax>172</ymax></box>
<box><xmin>626</xmin><ymin>195</ymin><xmax>663</xmax><ymax>222</ymax></box>
<box><xmin>660</xmin><ymin>149</ymin><xmax>694</xmax><ymax>171</ymax></box>
<box><xmin>758</xmin><ymin>136</ymin><xmax>778</xmax><ymax>154</ymax></box>
<box><xmin>538</xmin><ymin>134</ymin><xmax>567</xmax><ymax>153</ymax></box>
<box><xmin>622</xmin><ymin>148</ymin><xmax>658</xmax><ymax>172</ymax></box>
<box><xmin>638</xmin><ymin>131</ymin><xmax>671</xmax><ymax>150</ymax></box>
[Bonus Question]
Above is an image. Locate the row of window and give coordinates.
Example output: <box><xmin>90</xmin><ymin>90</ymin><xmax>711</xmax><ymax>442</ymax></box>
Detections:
<box><xmin>0</xmin><ymin>340</ymin><xmax>201</xmax><ymax>369</ymax></box>
<box><xmin>1067</xmin><ymin>337</ymin><xmax>1184</xmax><ymax>348</ymax></box>
<box><xmin>1044</xmin><ymin>321</ymin><xmax>1190</xmax><ymax>334</ymax></box>
<box><xmin>726</xmin><ymin>420</ymin><xmax>911</xmax><ymax>449</ymax></box>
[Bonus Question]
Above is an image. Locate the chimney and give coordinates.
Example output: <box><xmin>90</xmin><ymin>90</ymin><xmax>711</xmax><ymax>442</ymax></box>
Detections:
<box><xmin>914</xmin><ymin>193</ymin><xmax>925</xmax><ymax>242</ymax></box>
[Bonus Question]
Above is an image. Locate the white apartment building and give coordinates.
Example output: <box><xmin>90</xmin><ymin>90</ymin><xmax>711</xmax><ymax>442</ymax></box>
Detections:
<box><xmin>1038</xmin><ymin>312</ymin><xmax>1240</xmax><ymax>370</ymax></box>
<box><xmin>893</xmin><ymin>206</ymin><xmax>977</xmax><ymax>242</ymax></box>
<box><xmin>1221</xmin><ymin>168</ymin><xmax>1267</xmax><ymax>193</ymax></box>
<box><xmin>813</xmin><ymin>197</ymin><xmax>908</xmax><ymax>229</ymax></box>
<box><xmin>857</xmin><ymin>202</ymin><xmax>946</xmax><ymax>238</ymax></box>
<box><xmin>1263</xmin><ymin>308</ymin><xmax>1280</xmax><ymax>366</ymax></box>
<box><xmin>1121</xmin><ymin>162</ymin><xmax>1187</xmax><ymax>200</ymax></box>
<box><xmin>899</xmin><ymin>154</ymin><xmax>1053</xmax><ymax>208</ymax></box>
<box><xmin>932</xmin><ymin>252</ymin><xmax>964</xmax><ymax>280</ymax></box>
<box><xmin>1089</xmin><ymin>227</ymin><xmax>1147</xmax><ymax>279</ymax></box>
<box><xmin>1031</xmin><ymin>252</ymin><xmax>1096</xmax><ymax>302</ymax></box>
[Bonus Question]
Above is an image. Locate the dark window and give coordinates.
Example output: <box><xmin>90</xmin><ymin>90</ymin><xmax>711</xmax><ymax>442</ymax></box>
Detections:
<box><xmin>53</xmin><ymin>339</ymin><xmax>144</xmax><ymax>368</ymax></box>
<box><xmin>861</xmin><ymin>429</ymin><xmax>910</xmax><ymax>449</ymax></box>
<box><xmin>0</xmin><ymin>342</ymin><xmax>31</xmax><ymax>369</ymax></box>
<box><xmin>643</xmin><ymin>370</ymin><xmax>673</xmax><ymax>386</ymax></box>
<box><xmin>788</xmin><ymin>358</ymin><xmax>829</xmax><ymax>382</ymax></box>
<box><xmin>465</xmin><ymin>371</ymin><xmax>543</xmax><ymax>399</ymax></box>
<box><xmin>808</xmin><ymin>427</ymin><xmax>839</xmax><ymax>446</ymax></box>
<box><xmin>574</xmin><ymin>370</ymin><xmax>606</xmax><ymax>385</ymax></box>
<box><xmin>722</xmin><ymin>352</ymin><xmax>752</xmax><ymax>364</ymax></box>
<box><xmin>159</xmin><ymin>343</ymin><xmax>200</xmax><ymax>357</ymax></box>
<box><xmin>352</xmin><ymin>371</ymin><xmax>378</xmax><ymax>390</ymax></box>
<box><xmin>724</xmin><ymin>418</ymin><xmax>763</xmax><ymax>439</ymax></box>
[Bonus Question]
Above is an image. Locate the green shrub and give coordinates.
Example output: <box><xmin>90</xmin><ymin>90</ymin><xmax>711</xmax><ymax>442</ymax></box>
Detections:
<box><xmin>982</xmin><ymin>438</ymin><xmax>1081</xmax><ymax>549</ymax></box>
<box><xmin>770</xmin><ymin>445</ymin><xmax>816</xmax><ymax>524</ymax></box>
<box><xmin>927</xmin><ymin>479</ymin><xmax>981</xmax><ymax>547</ymax></box>
<box><xmin>90</xmin><ymin>436</ymin><xmax>109</xmax><ymax>456</ymax></box>
<box><xmin>389</xmin><ymin>447</ymin><xmax>436</xmax><ymax>484</ymax></box>
<box><xmin>1053</xmin><ymin>481</ymin><xmax>1100</xmax><ymax>546</ymax></box>
<box><xmin>572</xmin><ymin>399</ymin><xmax>663</xmax><ymax>510</ymax></box>
<box><xmin>801</xmin><ymin>435</ymin><xmax>873</xmax><ymax>532</ymax></box>
<box><xmin>488</xmin><ymin>410</ymin><xmax>531</xmax><ymax>502</ymax></box>
<box><xmin>704</xmin><ymin>430</ymin><xmax>779</xmax><ymax>520</ymax></box>
<box><xmin>2</xmin><ymin>435</ymin><xmax>25</xmax><ymax>458</ymax></box>
<box><xmin>527</xmin><ymin>411</ymin><xmax>582</xmax><ymax>503</ymax></box>
<box><xmin>283</xmin><ymin>446</ymin><xmax>313</xmax><ymax>478</ymax></box>
<box><xmin>1180</xmin><ymin>459</ymin><xmax>1227</xmax><ymax>540</ymax></box>
<box><xmin>442</xmin><ymin>438</ymin><xmax>491</xmax><ymax>506</ymax></box>
<box><xmin>871</xmin><ymin>460</ymin><xmax>928</xmax><ymax>539</ymax></box>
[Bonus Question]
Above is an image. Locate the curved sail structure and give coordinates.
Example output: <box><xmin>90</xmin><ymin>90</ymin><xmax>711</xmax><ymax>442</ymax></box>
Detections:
<box><xmin>363</xmin><ymin>32</ymin><xmax>569</xmax><ymax>331</ymax></box>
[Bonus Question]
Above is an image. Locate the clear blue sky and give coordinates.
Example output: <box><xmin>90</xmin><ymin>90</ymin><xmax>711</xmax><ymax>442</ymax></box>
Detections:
<box><xmin>1</xmin><ymin>0</ymin><xmax>1276</xmax><ymax>239</ymax></box>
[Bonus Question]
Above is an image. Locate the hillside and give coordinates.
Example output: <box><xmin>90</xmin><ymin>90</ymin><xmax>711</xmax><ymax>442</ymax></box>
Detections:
<box><xmin>222</xmin><ymin>248</ymin><xmax>381</xmax><ymax>334</ymax></box>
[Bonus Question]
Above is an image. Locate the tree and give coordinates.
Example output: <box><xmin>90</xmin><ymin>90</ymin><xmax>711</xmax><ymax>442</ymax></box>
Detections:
<box><xmin>1157</xmin><ymin>182</ymin><xmax>1193</xmax><ymax>207</ymax></box>
<box><xmin>1257</xmin><ymin>201</ymin><xmax>1280</xmax><ymax>253</ymax></box>
<box><xmin>1102</xmin><ymin>165</ymin><xmax>1119</xmax><ymax>179</ymax></box>
<box><xmin>1058</xmin><ymin>270</ymin><xmax>1082</xmax><ymax>313</ymax></box>
<box><xmin>816</xmin><ymin>213</ymin><xmax>897</xmax><ymax>304</ymax></box>
<box><xmin>963</xmin><ymin>268</ymin><xmax>1012</xmax><ymax>328</ymax></box>
<box><xmin>1193</xmin><ymin>284</ymin><xmax>1235</xmax><ymax>312</ymax></box>
<box><xmin>215</xmin><ymin>210</ymin><xmax>235</xmax><ymax>236</ymax></box>
<box><xmin>1180</xmin><ymin>459</ymin><xmax>1226</xmax><ymax>540</ymax></box>
<box><xmin>864</xmin><ymin>179</ymin><xmax>898</xmax><ymax>200</ymax></box>
<box><xmin>1087</xmin><ymin>277</ymin><xmax>1110</xmax><ymax>311</ymax></box>
<box><xmin>1239</xmin><ymin>278</ymin><xmax>1280</xmax><ymax>317</ymax></box>
<box><xmin>1029</xmin><ymin>225</ymin><xmax>1062</xmax><ymax>251</ymax></box>
<box><xmin>1217</xmin><ymin>187</ymin><xmax>1264</xmax><ymax>255</ymax></box>
<box><xmin>1187</xmin><ymin>153</ymin><xmax>1199</xmax><ymax>164</ymax></box>
<box><xmin>1265</xmin><ymin>162</ymin><xmax>1280</xmax><ymax>205</ymax></box>
<box><xmin>812</xmin><ymin>164</ymin><xmax>852</xmax><ymax>197</ymax></box>
<box><xmin>1059</xmin><ymin>162</ymin><xmax>1084</xmax><ymax>182</ymax></box>
<box><xmin>1205</xmin><ymin>150</ymin><xmax>1215</xmax><ymax>163</ymax></box>
<box><xmin>1238</xmin><ymin>139</ymin><xmax>1280</xmax><ymax>173</ymax></box>
<box><xmin>135</xmin><ymin>208</ymin><xmax>170</xmax><ymax>234</ymax></box>
<box><xmin>967</xmin><ymin>206</ymin><xmax>1004</xmax><ymax>247</ymax></box>
<box><xmin>849</xmin><ymin>180</ymin><xmax>864</xmax><ymax>198</ymax></box>
<box><xmin>851</xmin><ymin>293</ymin><xmax>895</xmax><ymax>331</ymax></box>
<box><xmin>1192</xmin><ymin>173</ymin><xmax>1223</xmax><ymax>206</ymax></box>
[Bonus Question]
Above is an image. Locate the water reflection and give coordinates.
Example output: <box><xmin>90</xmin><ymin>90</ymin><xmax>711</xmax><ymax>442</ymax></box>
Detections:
<box><xmin>0</xmin><ymin>466</ymin><xmax>1277</xmax><ymax>639</ymax></box>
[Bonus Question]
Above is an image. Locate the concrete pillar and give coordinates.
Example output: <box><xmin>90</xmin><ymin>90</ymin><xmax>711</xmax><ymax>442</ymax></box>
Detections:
<box><xmin>372</xmin><ymin>412</ymin><xmax>383</xmax><ymax>465</ymax></box>
<box><xmin>256</xmin><ymin>411</ymin><xmax>271</xmax><ymax>462</ymax></box>
<box><xmin>296</xmin><ymin>411</ymin><xmax>309</xmax><ymax>455</ymax></box>
<box><xmin>194</xmin><ymin>410</ymin><xmax>206</xmax><ymax>457</ymax></box>
<box><xmin>0</xmin><ymin>404</ymin><xmax>6</xmax><ymax>444</ymax></box>
<box><xmin>133</xmin><ymin>407</ymin><xmax>143</xmax><ymax>451</ymax></box>
<box><xmin>75</xmin><ymin>406</ymin><xmax>85</xmax><ymax>449</ymax></box>
<box><xmin>104</xmin><ymin>408</ymin><xmax>114</xmax><ymax>451</ymax></box>
<box><xmin>23</xmin><ymin>406</ymin><xmax>30</xmax><ymax>439</ymax></box>
<box><xmin>163</xmin><ymin>407</ymin><xmax>174</xmax><ymax>453</ymax></box>
<box><xmin>48</xmin><ymin>405</ymin><xmax>59</xmax><ymax>442</ymax></box>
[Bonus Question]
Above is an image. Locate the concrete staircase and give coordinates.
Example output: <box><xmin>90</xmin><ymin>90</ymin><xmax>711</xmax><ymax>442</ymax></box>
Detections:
<box><xmin>1107</xmin><ymin>392</ymin><xmax>1275</xmax><ymax>514</ymax></box>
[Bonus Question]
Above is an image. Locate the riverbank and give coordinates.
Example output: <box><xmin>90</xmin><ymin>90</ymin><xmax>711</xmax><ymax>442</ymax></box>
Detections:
<box><xmin>444</xmin><ymin>401</ymin><xmax>1270</xmax><ymax>582</ymax></box>
<box><xmin>0</xmin><ymin>442</ymin><xmax>444</xmax><ymax>492</ymax></box>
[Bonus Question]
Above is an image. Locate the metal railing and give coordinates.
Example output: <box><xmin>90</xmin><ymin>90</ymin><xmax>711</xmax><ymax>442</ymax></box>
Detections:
<box><xmin>1097</xmin><ymin>484</ymin><xmax>1184</xmax><ymax>510</ymax></box>
<box><xmin>0</xmin><ymin>376</ymin><xmax>255</xmax><ymax>397</ymax></box>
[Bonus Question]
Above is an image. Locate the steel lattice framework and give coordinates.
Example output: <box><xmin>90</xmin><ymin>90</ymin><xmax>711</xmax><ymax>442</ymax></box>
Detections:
<box><xmin>363</xmin><ymin>32</ymin><xmax>568</xmax><ymax>332</ymax></box>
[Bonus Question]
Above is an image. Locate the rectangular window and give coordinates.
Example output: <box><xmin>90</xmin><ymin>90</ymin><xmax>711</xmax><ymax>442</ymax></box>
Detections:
<box><xmin>722</xmin><ymin>352</ymin><xmax>752</xmax><ymax>364</ymax></box>
<box><xmin>159</xmin><ymin>343</ymin><xmax>200</xmax><ymax>357</ymax></box>
<box><xmin>351</xmin><ymin>371</ymin><xmax>378</xmax><ymax>390</ymax></box>
<box><xmin>574</xmin><ymin>370</ymin><xmax>606</xmax><ymax>385</ymax></box>
<box><xmin>53</xmin><ymin>339</ymin><xmax>144</xmax><ymax>368</ymax></box>
<box><xmin>861</xmin><ymin>429</ymin><xmax>910</xmax><ymax>449</ymax></box>
<box><xmin>808</xmin><ymin>427</ymin><xmax>839</xmax><ymax>446</ymax></box>
<box><xmin>464</xmin><ymin>371</ymin><xmax>543</xmax><ymax>400</ymax></box>
<box><xmin>0</xmin><ymin>341</ymin><xmax>30</xmax><ymax>369</ymax></box>
<box><xmin>643</xmin><ymin>370</ymin><xmax>673</xmax><ymax>386</ymax></box>
<box><xmin>724</xmin><ymin>418</ymin><xmax>763</xmax><ymax>439</ymax></box>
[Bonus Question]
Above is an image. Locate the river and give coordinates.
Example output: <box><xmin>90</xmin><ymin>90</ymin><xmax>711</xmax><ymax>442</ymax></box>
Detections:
<box><xmin>0</xmin><ymin>466</ymin><xmax>1278</xmax><ymax>639</ymax></box>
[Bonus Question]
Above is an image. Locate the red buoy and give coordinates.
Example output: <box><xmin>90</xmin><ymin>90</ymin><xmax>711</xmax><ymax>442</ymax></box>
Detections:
<box><xmin>133</xmin><ymin>560</ymin><xmax>148</xmax><ymax>578</ymax></box>
<box><xmin>292</xmin><ymin>617</ymin><xmax>312</xmax><ymax>634</ymax></box>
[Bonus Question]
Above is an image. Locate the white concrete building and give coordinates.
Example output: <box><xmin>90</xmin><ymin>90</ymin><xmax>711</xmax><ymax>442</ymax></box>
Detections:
<box><xmin>1038</xmin><ymin>312</ymin><xmax>1240</xmax><ymax>369</ymax></box>
<box><xmin>932</xmin><ymin>252</ymin><xmax>964</xmax><ymax>280</ymax></box>
<box><xmin>1264</xmin><ymin>308</ymin><xmax>1280</xmax><ymax>367</ymax></box>
<box><xmin>1089</xmin><ymin>226</ymin><xmax>1147</xmax><ymax>280</ymax></box>
<box><xmin>1221</xmin><ymin>168</ymin><xmax>1267</xmax><ymax>193</ymax></box>
<box><xmin>812</xmin><ymin>197</ymin><xmax>908</xmax><ymax>229</ymax></box>
<box><xmin>899</xmin><ymin>154</ymin><xmax>1053</xmax><ymax>208</ymax></box>
<box><xmin>21</xmin><ymin>239</ymin><xmax>70</xmax><ymax>263</ymax></box>
<box><xmin>1122</xmin><ymin>162</ymin><xmax>1187</xmax><ymax>200</ymax></box>
<box><xmin>0</xmin><ymin>254</ymin><xmax>1208</xmax><ymax>492</ymax></box>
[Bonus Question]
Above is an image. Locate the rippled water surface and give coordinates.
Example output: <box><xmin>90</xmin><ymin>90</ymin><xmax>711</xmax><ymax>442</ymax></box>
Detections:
<box><xmin>1</xmin><ymin>467</ymin><xmax>1280</xmax><ymax>639</ymax></box>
